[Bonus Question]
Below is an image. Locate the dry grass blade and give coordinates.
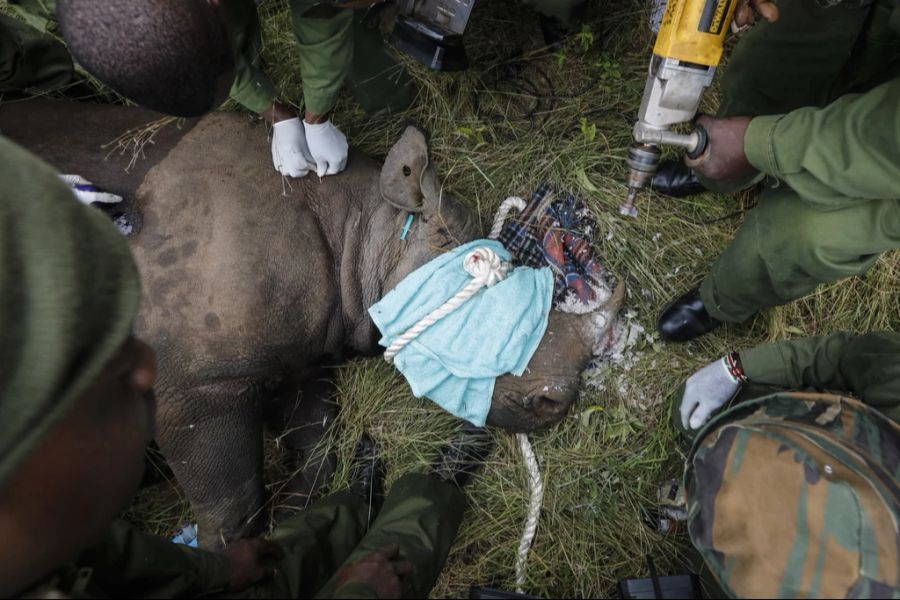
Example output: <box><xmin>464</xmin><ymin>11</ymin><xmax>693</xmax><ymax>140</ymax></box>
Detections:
<box><xmin>101</xmin><ymin>116</ymin><xmax>182</xmax><ymax>172</ymax></box>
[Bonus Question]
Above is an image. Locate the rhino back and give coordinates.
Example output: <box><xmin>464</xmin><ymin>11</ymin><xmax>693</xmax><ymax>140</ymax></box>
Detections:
<box><xmin>0</xmin><ymin>98</ymin><xmax>195</xmax><ymax>200</ymax></box>
<box><xmin>131</xmin><ymin>113</ymin><xmax>340</xmax><ymax>386</ymax></box>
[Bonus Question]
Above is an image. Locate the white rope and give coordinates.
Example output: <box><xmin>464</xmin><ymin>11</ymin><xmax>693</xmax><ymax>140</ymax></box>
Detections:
<box><xmin>383</xmin><ymin>247</ymin><xmax>510</xmax><ymax>363</ymax></box>
<box><xmin>515</xmin><ymin>432</ymin><xmax>544</xmax><ymax>593</ymax></box>
<box><xmin>384</xmin><ymin>196</ymin><xmax>545</xmax><ymax>594</ymax></box>
<box><xmin>488</xmin><ymin>197</ymin><xmax>544</xmax><ymax>594</ymax></box>
<box><xmin>488</xmin><ymin>196</ymin><xmax>527</xmax><ymax>240</ymax></box>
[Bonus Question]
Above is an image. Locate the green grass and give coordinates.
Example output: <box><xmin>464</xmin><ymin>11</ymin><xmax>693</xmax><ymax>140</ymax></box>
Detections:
<box><xmin>7</xmin><ymin>0</ymin><xmax>899</xmax><ymax>596</ymax></box>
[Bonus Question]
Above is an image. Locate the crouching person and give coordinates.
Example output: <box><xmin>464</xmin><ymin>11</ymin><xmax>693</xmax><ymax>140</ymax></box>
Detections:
<box><xmin>675</xmin><ymin>333</ymin><xmax>900</xmax><ymax>598</ymax></box>
<box><xmin>0</xmin><ymin>135</ymin><xmax>490</xmax><ymax>599</ymax></box>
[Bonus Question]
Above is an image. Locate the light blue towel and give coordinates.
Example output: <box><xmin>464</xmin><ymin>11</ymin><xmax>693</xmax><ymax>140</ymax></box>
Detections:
<box><xmin>369</xmin><ymin>239</ymin><xmax>554</xmax><ymax>426</ymax></box>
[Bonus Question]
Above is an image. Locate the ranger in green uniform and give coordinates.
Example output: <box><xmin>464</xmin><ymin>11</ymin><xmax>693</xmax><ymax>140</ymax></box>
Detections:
<box><xmin>655</xmin><ymin>0</ymin><xmax>900</xmax><ymax>342</ymax></box>
<box><xmin>674</xmin><ymin>333</ymin><xmax>900</xmax><ymax>597</ymax></box>
<box><xmin>0</xmin><ymin>134</ymin><xmax>490</xmax><ymax>599</ymax></box>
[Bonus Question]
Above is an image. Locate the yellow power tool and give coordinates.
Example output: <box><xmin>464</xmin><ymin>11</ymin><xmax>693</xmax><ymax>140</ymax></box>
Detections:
<box><xmin>620</xmin><ymin>0</ymin><xmax>739</xmax><ymax>217</ymax></box>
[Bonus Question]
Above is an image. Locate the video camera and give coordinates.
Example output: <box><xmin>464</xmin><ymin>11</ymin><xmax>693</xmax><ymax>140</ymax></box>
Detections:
<box><xmin>390</xmin><ymin>0</ymin><xmax>477</xmax><ymax>71</ymax></box>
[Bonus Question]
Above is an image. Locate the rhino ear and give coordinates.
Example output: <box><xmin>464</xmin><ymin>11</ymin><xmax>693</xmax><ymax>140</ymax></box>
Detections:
<box><xmin>379</xmin><ymin>124</ymin><xmax>430</xmax><ymax>213</ymax></box>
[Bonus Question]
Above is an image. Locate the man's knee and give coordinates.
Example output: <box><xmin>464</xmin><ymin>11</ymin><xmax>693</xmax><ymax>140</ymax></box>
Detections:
<box><xmin>757</xmin><ymin>194</ymin><xmax>891</xmax><ymax>282</ymax></box>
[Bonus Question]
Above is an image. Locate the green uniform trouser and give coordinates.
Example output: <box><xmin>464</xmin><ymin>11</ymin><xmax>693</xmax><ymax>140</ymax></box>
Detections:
<box><xmin>0</xmin><ymin>0</ymin><xmax>73</xmax><ymax>92</ymax></box>
<box><xmin>697</xmin><ymin>0</ymin><xmax>900</xmax><ymax>323</ymax></box>
<box><xmin>225</xmin><ymin>0</ymin><xmax>412</xmax><ymax>116</ymax></box>
<box><xmin>235</xmin><ymin>473</ymin><xmax>466</xmax><ymax>599</ymax></box>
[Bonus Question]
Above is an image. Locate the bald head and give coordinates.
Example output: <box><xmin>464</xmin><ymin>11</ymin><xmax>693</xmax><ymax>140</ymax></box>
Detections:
<box><xmin>57</xmin><ymin>0</ymin><xmax>235</xmax><ymax>117</ymax></box>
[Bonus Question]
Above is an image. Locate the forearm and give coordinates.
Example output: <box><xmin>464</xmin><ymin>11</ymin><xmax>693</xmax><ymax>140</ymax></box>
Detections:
<box><xmin>743</xmin><ymin>78</ymin><xmax>900</xmax><ymax>207</ymax></box>
<box><xmin>293</xmin><ymin>6</ymin><xmax>354</xmax><ymax>116</ymax></box>
<box><xmin>77</xmin><ymin>520</ymin><xmax>232</xmax><ymax>597</ymax></box>
<box><xmin>218</xmin><ymin>0</ymin><xmax>278</xmax><ymax>114</ymax></box>
<box><xmin>741</xmin><ymin>333</ymin><xmax>856</xmax><ymax>389</ymax></box>
<box><xmin>741</xmin><ymin>332</ymin><xmax>900</xmax><ymax>421</ymax></box>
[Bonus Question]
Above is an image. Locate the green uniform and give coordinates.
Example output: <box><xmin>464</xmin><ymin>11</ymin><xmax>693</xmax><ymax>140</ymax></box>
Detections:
<box><xmin>224</xmin><ymin>0</ymin><xmax>413</xmax><ymax>116</ymax></box>
<box><xmin>698</xmin><ymin>0</ymin><xmax>900</xmax><ymax>323</ymax></box>
<box><xmin>739</xmin><ymin>331</ymin><xmax>900</xmax><ymax>423</ymax></box>
<box><xmin>21</xmin><ymin>473</ymin><xmax>465</xmax><ymax>599</ymax></box>
<box><xmin>0</xmin><ymin>0</ymin><xmax>74</xmax><ymax>92</ymax></box>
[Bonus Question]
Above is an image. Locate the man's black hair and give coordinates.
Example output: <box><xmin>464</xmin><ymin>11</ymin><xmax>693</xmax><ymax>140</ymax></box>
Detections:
<box><xmin>57</xmin><ymin>0</ymin><xmax>235</xmax><ymax>117</ymax></box>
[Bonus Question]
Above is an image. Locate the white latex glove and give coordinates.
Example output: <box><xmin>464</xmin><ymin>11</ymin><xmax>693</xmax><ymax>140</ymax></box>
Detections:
<box><xmin>680</xmin><ymin>356</ymin><xmax>743</xmax><ymax>430</ymax></box>
<box><xmin>59</xmin><ymin>174</ymin><xmax>122</xmax><ymax>205</ymax></box>
<box><xmin>303</xmin><ymin>119</ymin><xmax>348</xmax><ymax>177</ymax></box>
<box><xmin>271</xmin><ymin>117</ymin><xmax>314</xmax><ymax>178</ymax></box>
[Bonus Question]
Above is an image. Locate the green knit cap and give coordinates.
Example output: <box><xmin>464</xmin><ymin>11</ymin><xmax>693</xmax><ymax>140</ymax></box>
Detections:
<box><xmin>0</xmin><ymin>136</ymin><xmax>141</xmax><ymax>487</ymax></box>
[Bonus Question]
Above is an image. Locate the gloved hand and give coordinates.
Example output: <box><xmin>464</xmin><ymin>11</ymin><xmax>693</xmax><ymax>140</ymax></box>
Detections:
<box><xmin>59</xmin><ymin>174</ymin><xmax>123</xmax><ymax>206</ymax></box>
<box><xmin>303</xmin><ymin>119</ymin><xmax>348</xmax><ymax>177</ymax></box>
<box><xmin>680</xmin><ymin>354</ymin><xmax>745</xmax><ymax>430</ymax></box>
<box><xmin>271</xmin><ymin>117</ymin><xmax>315</xmax><ymax>178</ymax></box>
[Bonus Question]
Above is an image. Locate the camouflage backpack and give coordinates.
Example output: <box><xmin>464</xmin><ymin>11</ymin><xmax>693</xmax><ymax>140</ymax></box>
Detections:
<box><xmin>686</xmin><ymin>392</ymin><xmax>900</xmax><ymax>599</ymax></box>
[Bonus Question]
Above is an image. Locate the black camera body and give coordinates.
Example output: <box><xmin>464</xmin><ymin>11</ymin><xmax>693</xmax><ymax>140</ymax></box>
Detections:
<box><xmin>390</xmin><ymin>0</ymin><xmax>476</xmax><ymax>71</ymax></box>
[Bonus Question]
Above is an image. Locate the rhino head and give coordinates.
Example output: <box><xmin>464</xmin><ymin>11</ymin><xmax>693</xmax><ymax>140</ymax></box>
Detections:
<box><xmin>372</xmin><ymin>126</ymin><xmax>625</xmax><ymax>432</ymax></box>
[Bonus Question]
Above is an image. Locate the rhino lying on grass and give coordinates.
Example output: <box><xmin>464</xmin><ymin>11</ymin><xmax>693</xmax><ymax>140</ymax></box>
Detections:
<box><xmin>0</xmin><ymin>99</ymin><xmax>623</xmax><ymax>548</ymax></box>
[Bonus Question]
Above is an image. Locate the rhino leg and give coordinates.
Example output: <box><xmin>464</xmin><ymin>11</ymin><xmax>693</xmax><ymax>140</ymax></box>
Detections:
<box><xmin>267</xmin><ymin>373</ymin><xmax>339</xmax><ymax>517</ymax></box>
<box><xmin>155</xmin><ymin>380</ymin><xmax>267</xmax><ymax>550</ymax></box>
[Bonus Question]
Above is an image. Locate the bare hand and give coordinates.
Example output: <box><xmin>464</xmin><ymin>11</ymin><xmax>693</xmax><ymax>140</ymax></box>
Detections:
<box><xmin>734</xmin><ymin>0</ymin><xmax>780</xmax><ymax>27</ymax></box>
<box><xmin>333</xmin><ymin>544</ymin><xmax>414</xmax><ymax>599</ymax></box>
<box><xmin>684</xmin><ymin>115</ymin><xmax>758</xmax><ymax>184</ymax></box>
<box><xmin>223</xmin><ymin>538</ymin><xmax>285</xmax><ymax>592</ymax></box>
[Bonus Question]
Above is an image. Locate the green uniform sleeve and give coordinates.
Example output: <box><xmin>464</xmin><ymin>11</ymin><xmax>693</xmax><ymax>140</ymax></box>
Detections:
<box><xmin>220</xmin><ymin>0</ymin><xmax>277</xmax><ymax>114</ymax></box>
<box><xmin>230</xmin><ymin>52</ymin><xmax>278</xmax><ymax>115</ymax></box>
<box><xmin>291</xmin><ymin>4</ymin><xmax>354</xmax><ymax>116</ymax></box>
<box><xmin>743</xmin><ymin>78</ymin><xmax>900</xmax><ymax>208</ymax></box>
<box><xmin>75</xmin><ymin>520</ymin><xmax>232</xmax><ymax>597</ymax></box>
<box><xmin>741</xmin><ymin>332</ymin><xmax>900</xmax><ymax>422</ymax></box>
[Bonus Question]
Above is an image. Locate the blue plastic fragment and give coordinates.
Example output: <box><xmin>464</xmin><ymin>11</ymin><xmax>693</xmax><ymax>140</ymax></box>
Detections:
<box><xmin>171</xmin><ymin>523</ymin><xmax>199</xmax><ymax>547</ymax></box>
<box><xmin>400</xmin><ymin>213</ymin><xmax>415</xmax><ymax>241</ymax></box>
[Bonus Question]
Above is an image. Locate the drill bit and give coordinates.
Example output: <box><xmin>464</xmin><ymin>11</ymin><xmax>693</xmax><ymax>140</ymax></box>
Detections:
<box><xmin>620</xmin><ymin>143</ymin><xmax>661</xmax><ymax>219</ymax></box>
<box><xmin>619</xmin><ymin>188</ymin><xmax>639</xmax><ymax>218</ymax></box>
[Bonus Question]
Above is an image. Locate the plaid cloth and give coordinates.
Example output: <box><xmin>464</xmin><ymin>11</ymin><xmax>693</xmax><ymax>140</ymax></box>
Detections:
<box><xmin>498</xmin><ymin>183</ymin><xmax>610</xmax><ymax>306</ymax></box>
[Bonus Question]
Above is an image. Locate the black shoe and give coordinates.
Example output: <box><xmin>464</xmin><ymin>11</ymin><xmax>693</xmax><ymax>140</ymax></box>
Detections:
<box><xmin>650</xmin><ymin>160</ymin><xmax>707</xmax><ymax>198</ymax></box>
<box><xmin>430</xmin><ymin>426</ymin><xmax>495</xmax><ymax>489</ymax></box>
<box><xmin>350</xmin><ymin>434</ymin><xmax>385</xmax><ymax>518</ymax></box>
<box><xmin>539</xmin><ymin>15</ymin><xmax>569</xmax><ymax>50</ymax></box>
<box><xmin>538</xmin><ymin>2</ymin><xmax>587</xmax><ymax>50</ymax></box>
<box><xmin>658</xmin><ymin>287</ymin><xmax>722</xmax><ymax>342</ymax></box>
